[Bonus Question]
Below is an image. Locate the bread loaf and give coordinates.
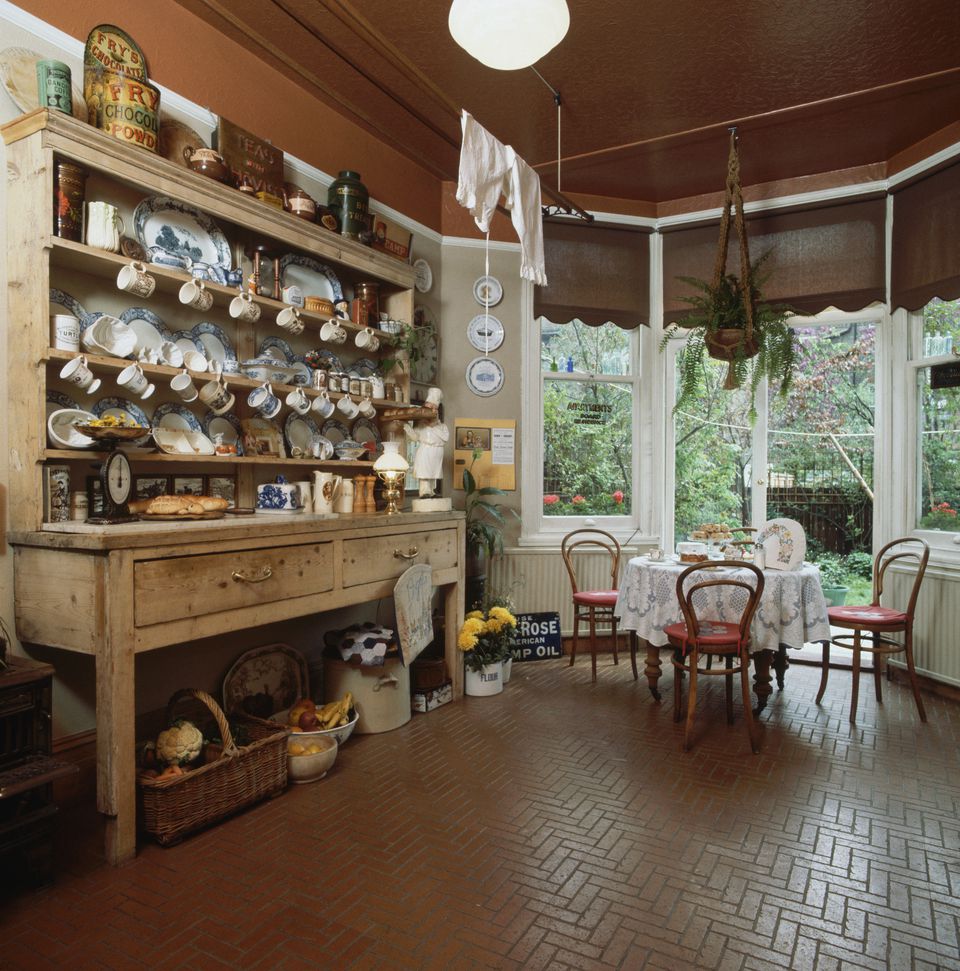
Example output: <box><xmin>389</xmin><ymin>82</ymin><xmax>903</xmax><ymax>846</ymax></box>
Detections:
<box><xmin>199</xmin><ymin>496</ymin><xmax>229</xmax><ymax>511</ymax></box>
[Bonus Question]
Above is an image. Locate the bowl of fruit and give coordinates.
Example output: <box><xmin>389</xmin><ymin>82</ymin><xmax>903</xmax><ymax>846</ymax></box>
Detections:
<box><xmin>273</xmin><ymin>694</ymin><xmax>360</xmax><ymax>746</ymax></box>
<box><xmin>286</xmin><ymin>734</ymin><xmax>338</xmax><ymax>783</ymax></box>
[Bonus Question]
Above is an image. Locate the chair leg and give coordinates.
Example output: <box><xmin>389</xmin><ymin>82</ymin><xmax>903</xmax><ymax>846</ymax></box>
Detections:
<box><xmin>903</xmin><ymin>626</ymin><xmax>927</xmax><ymax>723</ymax></box>
<box><xmin>611</xmin><ymin>616</ymin><xmax>619</xmax><ymax>665</ymax></box>
<box><xmin>683</xmin><ymin>649</ymin><xmax>698</xmax><ymax>751</ymax></box>
<box><xmin>630</xmin><ymin>631</ymin><xmax>638</xmax><ymax>681</ymax></box>
<box><xmin>873</xmin><ymin>632</ymin><xmax>883</xmax><ymax>704</ymax></box>
<box><xmin>589</xmin><ymin>609</ymin><xmax>598</xmax><ymax>682</ymax></box>
<box><xmin>850</xmin><ymin>630</ymin><xmax>862</xmax><ymax>724</ymax></box>
<box><xmin>815</xmin><ymin>639</ymin><xmax>831</xmax><ymax>704</ymax></box>
<box><xmin>740</xmin><ymin>653</ymin><xmax>759</xmax><ymax>754</ymax></box>
<box><xmin>725</xmin><ymin>656</ymin><xmax>734</xmax><ymax>725</ymax></box>
<box><xmin>673</xmin><ymin>655</ymin><xmax>684</xmax><ymax>722</ymax></box>
<box><xmin>569</xmin><ymin>611</ymin><xmax>579</xmax><ymax>667</ymax></box>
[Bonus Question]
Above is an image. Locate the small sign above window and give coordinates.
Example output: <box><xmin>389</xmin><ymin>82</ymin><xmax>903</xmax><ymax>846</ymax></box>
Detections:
<box><xmin>931</xmin><ymin>361</ymin><xmax>960</xmax><ymax>389</ymax></box>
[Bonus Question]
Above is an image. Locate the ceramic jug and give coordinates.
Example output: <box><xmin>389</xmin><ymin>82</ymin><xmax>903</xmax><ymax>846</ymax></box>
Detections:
<box><xmin>312</xmin><ymin>471</ymin><xmax>342</xmax><ymax>515</ymax></box>
<box><xmin>86</xmin><ymin>201</ymin><xmax>122</xmax><ymax>252</ymax></box>
<box><xmin>335</xmin><ymin>477</ymin><xmax>354</xmax><ymax>514</ymax></box>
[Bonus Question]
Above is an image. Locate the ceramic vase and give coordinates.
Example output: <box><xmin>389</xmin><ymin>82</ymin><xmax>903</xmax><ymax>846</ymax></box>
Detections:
<box><xmin>464</xmin><ymin>661</ymin><xmax>503</xmax><ymax>697</ymax></box>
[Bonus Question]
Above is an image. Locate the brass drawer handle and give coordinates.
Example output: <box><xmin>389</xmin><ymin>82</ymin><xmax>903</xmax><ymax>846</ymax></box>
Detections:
<box><xmin>231</xmin><ymin>566</ymin><xmax>273</xmax><ymax>584</ymax></box>
<box><xmin>393</xmin><ymin>547</ymin><xmax>420</xmax><ymax>560</ymax></box>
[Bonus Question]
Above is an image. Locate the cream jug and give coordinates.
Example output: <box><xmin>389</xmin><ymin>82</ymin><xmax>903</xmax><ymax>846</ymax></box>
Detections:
<box><xmin>334</xmin><ymin>477</ymin><xmax>355</xmax><ymax>514</ymax></box>
<box><xmin>312</xmin><ymin>471</ymin><xmax>342</xmax><ymax>515</ymax></box>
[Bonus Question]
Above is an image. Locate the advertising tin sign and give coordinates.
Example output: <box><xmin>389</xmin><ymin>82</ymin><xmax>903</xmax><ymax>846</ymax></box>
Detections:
<box><xmin>215</xmin><ymin>118</ymin><xmax>284</xmax><ymax>198</ymax></box>
<box><xmin>84</xmin><ymin>25</ymin><xmax>148</xmax><ymax>82</ymax></box>
<box><xmin>512</xmin><ymin>612</ymin><xmax>563</xmax><ymax>662</ymax></box>
<box><xmin>87</xmin><ymin>75</ymin><xmax>160</xmax><ymax>153</ymax></box>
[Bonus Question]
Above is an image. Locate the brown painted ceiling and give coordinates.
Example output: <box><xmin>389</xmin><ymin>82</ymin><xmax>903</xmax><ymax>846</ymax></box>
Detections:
<box><xmin>177</xmin><ymin>0</ymin><xmax>960</xmax><ymax>204</ymax></box>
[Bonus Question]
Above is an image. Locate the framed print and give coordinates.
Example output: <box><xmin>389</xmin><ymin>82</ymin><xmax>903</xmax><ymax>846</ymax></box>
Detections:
<box><xmin>207</xmin><ymin>474</ymin><xmax>237</xmax><ymax>508</ymax></box>
<box><xmin>135</xmin><ymin>474</ymin><xmax>170</xmax><ymax>499</ymax></box>
<box><xmin>172</xmin><ymin>475</ymin><xmax>204</xmax><ymax>496</ymax></box>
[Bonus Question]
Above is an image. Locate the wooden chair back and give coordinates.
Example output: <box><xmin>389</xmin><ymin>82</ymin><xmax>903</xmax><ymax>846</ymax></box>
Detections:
<box><xmin>675</xmin><ymin>561</ymin><xmax>765</xmax><ymax>645</ymax></box>
<box><xmin>872</xmin><ymin>537</ymin><xmax>929</xmax><ymax>619</ymax></box>
<box><xmin>561</xmin><ymin>529</ymin><xmax>621</xmax><ymax>596</ymax></box>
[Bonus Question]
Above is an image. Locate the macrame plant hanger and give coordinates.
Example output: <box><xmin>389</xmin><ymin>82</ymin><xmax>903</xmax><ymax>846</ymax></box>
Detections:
<box><xmin>707</xmin><ymin>127</ymin><xmax>759</xmax><ymax>389</ymax></box>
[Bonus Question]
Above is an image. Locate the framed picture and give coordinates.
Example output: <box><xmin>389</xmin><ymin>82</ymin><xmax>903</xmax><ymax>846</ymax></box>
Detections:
<box><xmin>241</xmin><ymin>418</ymin><xmax>285</xmax><ymax>458</ymax></box>
<box><xmin>456</xmin><ymin>426</ymin><xmax>491</xmax><ymax>451</ymax></box>
<box><xmin>134</xmin><ymin>475</ymin><xmax>170</xmax><ymax>499</ymax></box>
<box><xmin>172</xmin><ymin>476</ymin><xmax>205</xmax><ymax>496</ymax></box>
<box><xmin>86</xmin><ymin>476</ymin><xmax>105</xmax><ymax>517</ymax></box>
<box><xmin>207</xmin><ymin>474</ymin><xmax>237</xmax><ymax>508</ymax></box>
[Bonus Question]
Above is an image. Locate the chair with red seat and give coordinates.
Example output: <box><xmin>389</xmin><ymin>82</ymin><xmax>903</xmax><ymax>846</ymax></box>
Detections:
<box><xmin>561</xmin><ymin>529</ymin><xmax>637</xmax><ymax>682</ymax></box>
<box><xmin>666</xmin><ymin>561</ymin><xmax>764</xmax><ymax>753</ymax></box>
<box><xmin>816</xmin><ymin>537</ymin><xmax>929</xmax><ymax>724</ymax></box>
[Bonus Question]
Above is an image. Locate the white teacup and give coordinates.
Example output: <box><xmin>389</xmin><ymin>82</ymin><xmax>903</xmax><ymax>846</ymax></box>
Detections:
<box><xmin>648</xmin><ymin>547</ymin><xmax>665</xmax><ymax>562</ymax></box>
<box><xmin>116</xmin><ymin>260</ymin><xmax>156</xmax><ymax>297</ymax></box>
<box><xmin>179</xmin><ymin>278</ymin><xmax>213</xmax><ymax>311</ymax></box>
<box><xmin>320</xmin><ymin>319</ymin><xmax>347</xmax><ymax>344</ymax></box>
<box><xmin>59</xmin><ymin>354</ymin><xmax>101</xmax><ymax>394</ymax></box>
<box><xmin>118</xmin><ymin>362</ymin><xmax>155</xmax><ymax>399</ymax></box>
<box><xmin>285</xmin><ymin>388</ymin><xmax>311</xmax><ymax>415</ymax></box>
<box><xmin>358</xmin><ymin>395</ymin><xmax>376</xmax><ymax>419</ymax></box>
<box><xmin>276</xmin><ymin>306</ymin><xmax>304</xmax><ymax>335</ymax></box>
<box><xmin>170</xmin><ymin>369</ymin><xmax>198</xmax><ymax>402</ymax></box>
<box><xmin>337</xmin><ymin>394</ymin><xmax>359</xmax><ymax>419</ymax></box>
<box><xmin>355</xmin><ymin>327</ymin><xmax>380</xmax><ymax>351</ymax></box>
<box><xmin>229</xmin><ymin>291</ymin><xmax>261</xmax><ymax>322</ymax></box>
<box><xmin>183</xmin><ymin>349</ymin><xmax>208</xmax><ymax>372</ymax></box>
<box><xmin>199</xmin><ymin>376</ymin><xmax>234</xmax><ymax>415</ymax></box>
<box><xmin>311</xmin><ymin>391</ymin><xmax>335</xmax><ymax>419</ymax></box>
<box><xmin>51</xmin><ymin>313</ymin><xmax>80</xmax><ymax>351</ymax></box>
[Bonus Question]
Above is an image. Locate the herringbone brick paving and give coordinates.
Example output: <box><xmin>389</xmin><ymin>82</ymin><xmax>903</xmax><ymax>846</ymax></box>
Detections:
<box><xmin>2</xmin><ymin>655</ymin><xmax>959</xmax><ymax>970</ymax></box>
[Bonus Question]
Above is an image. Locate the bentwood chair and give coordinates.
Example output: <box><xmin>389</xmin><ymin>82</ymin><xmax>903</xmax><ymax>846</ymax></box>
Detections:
<box><xmin>666</xmin><ymin>561</ymin><xmax>765</xmax><ymax>753</ymax></box>
<box><xmin>561</xmin><ymin>529</ymin><xmax>637</xmax><ymax>682</ymax></box>
<box><xmin>817</xmin><ymin>537</ymin><xmax>929</xmax><ymax>724</ymax></box>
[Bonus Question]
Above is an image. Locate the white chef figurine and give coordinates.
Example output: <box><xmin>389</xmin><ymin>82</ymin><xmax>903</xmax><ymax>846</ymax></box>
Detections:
<box><xmin>404</xmin><ymin>387</ymin><xmax>451</xmax><ymax>510</ymax></box>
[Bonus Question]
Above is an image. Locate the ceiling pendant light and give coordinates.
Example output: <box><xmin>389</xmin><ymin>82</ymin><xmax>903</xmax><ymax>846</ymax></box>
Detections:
<box><xmin>448</xmin><ymin>0</ymin><xmax>570</xmax><ymax>71</ymax></box>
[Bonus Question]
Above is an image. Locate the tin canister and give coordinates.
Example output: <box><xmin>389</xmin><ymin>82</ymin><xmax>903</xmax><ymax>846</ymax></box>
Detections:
<box><xmin>37</xmin><ymin>60</ymin><xmax>72</xmax><ymax>114</ymax></box>
<box><xmin>327</xmin><ymin>170</ymin><xmax>369</xmax><ymax>240</ymax></box>
<box><xmin>54</xmin><ymin>160</ymin><xmax>87</xmax><ymax>241</ymax></box>
<box><xmin>88</xmin><ymin>74</ymin><xmax>160</xmax><ymax>152</ymax></box>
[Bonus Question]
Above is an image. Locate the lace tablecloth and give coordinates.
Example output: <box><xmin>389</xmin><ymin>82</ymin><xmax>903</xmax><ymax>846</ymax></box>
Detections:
<box><xmin>614</xmin><ymin>558</ymin><xmax>831</xmax><ymax>652</ymax></box>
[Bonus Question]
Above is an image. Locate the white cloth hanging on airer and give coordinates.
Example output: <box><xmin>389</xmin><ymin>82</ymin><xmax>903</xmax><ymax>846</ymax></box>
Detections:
<box><xmin>456</xmin><ymin>110</ymin><xmax>548</xmax><ymax>285</ymax></box>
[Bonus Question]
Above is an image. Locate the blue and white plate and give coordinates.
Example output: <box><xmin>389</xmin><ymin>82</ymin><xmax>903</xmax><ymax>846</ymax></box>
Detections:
<box><xmin>279</xmin><ymin>253</ymin><xmax>343</xmax><ymax>303</ymax></box>
<box><xmin>192</xmin><ymin>322</ymin><xmax>238</xmax><ymax>372</ymax></box>
<box><xmin>351</xmin><ymin>417</ymin><xmax>382</xmax><ymax>452</ymax></box>
<box><xmin>171</xmin><ymin>330</ymin><xmax>204</xmax><ymax>357</ymax></box>
<box><xmin>133</xmin><ymin>196</ymin><xmax>231</xmax><ymax>272</ymax></box>
<box><xmin>93</xmin><ymin>397</ymin><xmax>151</xmax><ymax>444</ymax></box>
<box><xmin>119</xmin><ymin>307</ymin><xmax>172</xmax><ymax>355</ymax></box>
<box><xmin>350</xmin><ymin>358</ymin><xmax>380</xmax><ymax>378</ymax></box>
<box><xmin>152</xmin><ymin>402</ymin><xmax>201</xmax><ymax>432</ymax></box>
<box><xmin>49</xmin><ymin>288</ymin><xmax>90</xmax><ymax>327</ymax></box>
<box><xmin>320</xmin><ymin>418</ymin><xmax>350</xmax><ymax>445</ymax></box>
<box><xmin>202</xmin><ymin>411</ymin><xmax>244</xmax><ymax>455</ymax></box>
<box><xmin>284</xmin><ymin>412</ymin><xmax>321</xmax><ymax>454</ymax></box>
<box><xmin>258</xmin><ymin>336</ymin><xmax>295</xmax><ymax>361</ymax></box>
<box><xmin>46</xmin><ymin>390</ymin><xmax>80</xmax><ymax>421</ymax></box>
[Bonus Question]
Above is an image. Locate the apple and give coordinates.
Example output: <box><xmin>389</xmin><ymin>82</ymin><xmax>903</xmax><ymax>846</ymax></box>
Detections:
<box><xmin>299</xmin><ymin>710</ymin><xmax>319</xmax><ymax>731</ymax></box>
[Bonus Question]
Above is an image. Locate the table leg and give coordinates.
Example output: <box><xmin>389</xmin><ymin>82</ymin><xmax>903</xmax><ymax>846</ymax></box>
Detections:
<box><xmin>752</xmin><ymin>648</ymin><xmax>773</xmax><ymax>716</ymax></box>
<box><xmin>643</xmin><ymin>639</ymin><xmax>662</xmax><ymax>702</ymax></box>
<box><xmin>773</xmin><ymin>644</ymin><xmax>788</xmax><ymax>690</ymax></box>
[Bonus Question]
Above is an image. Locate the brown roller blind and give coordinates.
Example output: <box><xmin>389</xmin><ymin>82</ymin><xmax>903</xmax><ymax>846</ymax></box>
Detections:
<box><xmin>662</xmin><ymin>197</ymin><xmax>887</xmax><ymax>322</ymax></box>
<box><xmin>892</xmin><ymin>162</ymin><xmax>960</xmax><ymax>311</ymax></box>
<box><xmin>534</xmin><ymin>219</ymin><xmax>650</xmax><ymax>328</ymax></box>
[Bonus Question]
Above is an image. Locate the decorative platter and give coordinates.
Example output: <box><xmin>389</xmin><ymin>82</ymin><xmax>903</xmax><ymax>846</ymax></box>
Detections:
<box><xmin>258</xmin><ymin>336</ymin><xmax>295</xmax><ymax>361</ymax></box>
<box><xmin>350</xmin><ymin>357</ymin><xmax>380</xmax><ymax>379</ymax></box>
<box><xmin>119</xmin><ymin>307</ymin><xmax>172</xmax><ymax>356</ymax></box>
<box><xmin>467</xmin><ymin>313</ymin><xmax>504</xmax><ymax>352</ymax></box>
<box><xmin>473</xmin><ymin>274</ymin><xmax>503</xmax><ymax>307</ymax></box>
<box><xmin>133</xmin><ymin>195</ymin><xmax>231</xmax><ymax>273</ymax></box>
<box><xmin>283</xmin><ymin>412</ymin><xmax>321</xmax><ymax>454</ymax></box>
<box><xmin>465</xmin><ymin>356</ymin><xmax>505</xmax><ymax>397</ymax></box>
<box><xmin>0</xmin><ymin>47</ymin><xmax>87</xmax><ymax>121</ymax></box>
<box><xmin>202</xmin><ymin>411</ymin><xmax>244</xmax><ymax>455</ymax></box>
<box><xmin>191</xmin><ymin>322</ymin><xmax>238</xmax><ymax>372</ymax></box>
<box><xmin>278</xmin><ymin>253</ymin><xmax>343</xmax><ymax>303</ymax></box>
<box><xmin>152</xmin><ymin>402</ymin><xmax>202</xmax><ymax>431</ymax></box>
<box><xmin>351</xmin><ymin>417</ymin><xmax>382</xmax><ymax>451</ymax></box>
<box><xmin>171</xmin><ymin>329</ymin><xmax>204</xmax><ymax>358</ymax></box>
<box><xmin>222</xmin><ymin>643</ymin><xmax>309</xmax><ymax>717</ymax></box>
<box><xmin>306</xmin><ymin>348</ymin><xmax>343</xmax><ymax>373</ymax></box>
<box><xmin>320</xmin><ymin>418</ymin><xmax>350</xmax><ymax>445</ymax></box>
<box><xmin>413</xmin><ymin>258</ymin><xmax>433</xmax><ymax>293</ymax></box>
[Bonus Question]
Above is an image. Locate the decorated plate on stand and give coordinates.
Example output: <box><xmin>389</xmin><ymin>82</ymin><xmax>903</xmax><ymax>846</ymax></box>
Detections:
<box><xmin>119</xmin><ymin>307</ymin><xmax>172</xmax><ymax>356</ymax></box>
<box><xmin>278</xmin><ymin>253</ymin><xmax>343</xmax><ymax>303</ymax></box>
<box><xmin>192</xmin><ymin>322</ymin><xmax>238</xmax><ymax>373</ymax></box>
<box><xmin>320</xmin><ymin>418</ymin><xmax>350</xmax><ymax>445</ymax></box>
<box><xmin>152</xmin><ymin>402</ymin><xmax>201</xmax><ymax>431</ymax></box>
<box><xmin>284</xmin><ymin>412</ymin><xmax>321</xmax><ymax>455</ymax></box>
<box><xmin>305</xmin><ymin>348</ymin><xmax>343</xmax><ymax>373</ymax></box>
<box><xmin>351</xmin><ymin>417</ymin><xmax>382</xmax><ymax>453</ymax></box>
<box><xmin>202</xmin><ymin>411</ymin><xmax>244</xmax><ymax>455</ymax></box>
<box><xmin>133</xmin><ymin>196</ymin><xmax>231</xmax><ymax>273</ymax></box>
<box><xmin>258</xmin><ymin>336</ymin><xmax>295</xmax><ymax>361</ymax></box>
<box><xmin>171</xmin><ymin>330</ymin><xmax>204</xmax><ymax>357</ymax></box>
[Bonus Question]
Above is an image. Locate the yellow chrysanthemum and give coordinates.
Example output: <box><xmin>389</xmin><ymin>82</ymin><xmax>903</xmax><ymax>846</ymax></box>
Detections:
<box><xmin>466</xmin><ymin>610</ymin><xmax>484</xmax><ymax>620</ymax></box>
<box><xmin>461</xmin><ymin>617</ymin><xmax>485</xmax><ymax>636</ymax></box>
<box><xmin>485</xmin><ymin>617</ymin><xmax>505</xmax><ymax>634</ymax></box>
<box><xmin>489</xmin><ymin>606</ymin><xmax>516</xmax><ymax>627</ymax></box>
<box><xmin>457</xmin><ymin>631</ymin><xmax>478</xmax><ymax>652</ymax></box>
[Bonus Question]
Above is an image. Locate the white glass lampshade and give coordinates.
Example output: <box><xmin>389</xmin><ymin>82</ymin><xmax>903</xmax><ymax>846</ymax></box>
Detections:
<box><xmin>448</xmin><ymin>0</ymin><xmax>570</xmax><ymax>71</ymax></box>
<box><xmin>373</xmin><ymin>441</ymin><xmax>409</xmax><ymax>473</ymax></box>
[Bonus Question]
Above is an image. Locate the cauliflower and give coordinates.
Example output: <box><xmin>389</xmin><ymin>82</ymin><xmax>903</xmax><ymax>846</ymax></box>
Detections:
<box><xmin>156</xmin><ymin>719</ymin><xmax>204</xmax><ymax>766</ymax></box>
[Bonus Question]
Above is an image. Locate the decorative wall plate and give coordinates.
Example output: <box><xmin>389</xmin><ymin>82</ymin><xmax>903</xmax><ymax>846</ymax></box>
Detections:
<box><xmin>465</xmin><ymin>356</ymin><xmax>505</xmax><ymax>396</ymax></box>
<box><xmin>192</xmin><ymin>322</ymin><xmax>237</xmax><ymax>372</ymax></box>
<box><xmin>351</xmin><ymin>417</ymin><xmax>382</xmax><ymax>451</ymax></box>
<box><xmin>152</xmin><ymin>402</ymin><xmax>201</xmax><ymax>432</ymax></box>
<box><xmin>46</xmin><ymin>390</ymin><xmax>80</xmax><ymax>420</ymax></box>
<box><xmin>133</xmin><ymin>196</ymin><xmax>231</xmax><ymax>271</ymax></box>
<box><xmin>467</xmin><ymin>313</ymin><xmax>504</xmax><ymax>352</ymax></box>
<box><xmin>202</xmin><ymin>411</ymin><xmax>244</xmax><ymax>455</ymax></box>
<box><xmin>171</xmin><ymin>330</ymin><xmax>204</xmax><ymax>357</ymax></box>
<box><xmin>473</xmin><ymin>275</ymin><xmax>503</xmax><ymax>307</ymax></box>
<box><xmin>222</xmin><ymin>643</ymin><xmax>309</xmax><ymax>717</ymax></box>
<box><xmin>258</xmin><ymin>336</ymin><xmax>295</xmax><ymax>361</ymax></box>
<box><xmin>413</xmin><ymin>258</ymin><xmax>433</xmax><ymax>293</ymax></box>
<box><xmin>278</xmin><ymin>253</ymin><xmax>343</xmax><ymax>303</ymax></box>
<box><xmin>284</xmin><ymin>412</ymin><xmax>321</xmax><ymax>454</ymax></box>
<box><xmin>119</xmin><ymin>307</ymin><xmax>172</xmax><ymax>355</ymax></box>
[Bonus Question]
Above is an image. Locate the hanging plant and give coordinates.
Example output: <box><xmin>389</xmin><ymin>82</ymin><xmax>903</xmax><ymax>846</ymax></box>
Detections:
<box><xmin>660</xmin><ymin>131</ymin><xmax>797</xmax><ymax>418</ymax></box>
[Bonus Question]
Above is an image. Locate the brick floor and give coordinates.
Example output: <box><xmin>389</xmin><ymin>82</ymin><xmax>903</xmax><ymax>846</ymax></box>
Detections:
<box><xmin>2</xmin><ymin>655</ymin><xmax>959</xmax><ymax>970</ymax></box>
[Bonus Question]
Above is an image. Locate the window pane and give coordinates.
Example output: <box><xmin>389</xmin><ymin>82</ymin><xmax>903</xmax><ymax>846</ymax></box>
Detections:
<box><xmin>540</xmin><ymin>317</ymin><xmax>632</xmax><ymax>375</ymax></box>
<box><xmin>917</xmin><ymin>372</ymin><xmax>960</xmax><ymax>531</ymax></box>
<box><xmin>921</xmin><ymin>297</ymin><xmax>960</xmax><ymax>357</ymax></box>
<box><xmin>543</xmin><ymin>378</ymin><xmax>632</xmax><ymax>515</ymax></box>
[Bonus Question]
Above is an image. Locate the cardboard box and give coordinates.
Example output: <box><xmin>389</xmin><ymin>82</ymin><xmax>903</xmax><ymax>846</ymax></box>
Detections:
<box><xmin>411</xmin><ymin>680</ymin><xmax>452</xmax><ymax>713</ymax></box>
<box><xmin>371</xmin><ymin>213</ymin><xmax>413</xmax><ymax>263</ymax></box>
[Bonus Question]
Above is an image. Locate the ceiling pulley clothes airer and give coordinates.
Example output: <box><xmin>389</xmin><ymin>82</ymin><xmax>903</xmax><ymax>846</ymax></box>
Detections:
<box><xmin>448</xmin><ymin>0</ymin><xmax>570</xmax><ymax>70</ymax></box>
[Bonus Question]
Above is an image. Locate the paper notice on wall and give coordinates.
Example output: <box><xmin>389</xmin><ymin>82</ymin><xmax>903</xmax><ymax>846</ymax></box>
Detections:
<box><xmin>453</xmin><ymin>418</ymin><xmax>516</xmax><ymax>491</ymax></box>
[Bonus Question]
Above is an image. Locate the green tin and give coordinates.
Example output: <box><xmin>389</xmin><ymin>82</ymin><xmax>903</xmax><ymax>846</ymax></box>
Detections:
<box><xmin>327</xmin><ymin>170</ymin><xmax>369</xmax><ymax>241</ymax></box>
<box><xmin>37</xmin><ymin>60</ymin><xmax>72</xmax><ymax>115</ymax></box>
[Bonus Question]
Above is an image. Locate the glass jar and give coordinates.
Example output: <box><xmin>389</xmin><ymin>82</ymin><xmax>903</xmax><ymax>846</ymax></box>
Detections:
<box><xmin>349</xmin><ymin>376</ymin><xmax>361</xmax><ymax>396</ymax></box>
<box><xmin>352</xmin><ymin>281</ymin><xmax>380</xmax><ymax>326</ymax></box>
<box><xmin>328</xmin><ymin>372</ymin><xmax>340</xmax><ymax>393</ymax></box>
<box><xmin>327</xmin><ymin>170</ymin><xmax>369</xmax><ymax>240</ymax></box>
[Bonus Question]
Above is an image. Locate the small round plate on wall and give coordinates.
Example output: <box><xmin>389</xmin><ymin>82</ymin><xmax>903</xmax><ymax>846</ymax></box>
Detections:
<box><xmin>465</xmin><ymin>356</ymin><xmax>505</xmax><ymax>396</ymax></box>
<box><xmin>473</xmin><ymin>275</ymin><xmax>503</xmax><ymax>307</ymax></box>
<box><xmin>413</xmin><ymin>258</ymin><xmax>433</xmax><ymax>293</ymax></box>
<box><xmin>467</xmin><ymin>313</ymin><xmax>504</xmax><ymax>352</ymax></box>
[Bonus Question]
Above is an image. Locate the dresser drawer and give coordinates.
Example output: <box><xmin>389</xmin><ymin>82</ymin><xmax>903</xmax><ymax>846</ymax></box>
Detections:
<box><xmin>342</xmin><ymin>529</ymin><xmax>459</xmax><ymax>587</ymax></box>
<box><xmin>134</xmin><ymin>542</ymin><xmax>334</xmax><ymax>627</ymax></box>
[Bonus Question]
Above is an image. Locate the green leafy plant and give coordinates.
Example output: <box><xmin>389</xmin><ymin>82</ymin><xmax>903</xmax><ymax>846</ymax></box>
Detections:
<box><xmin>463</xmin><ymin>450</ymin><xmax>518</xmax><ymax>559</ymax></box>
<box><xmin>379</xmin><ymin>321</ymin><xmax>430</xmax><ymax>376</ymax></box>
<box><xmin>816</xmin><ymin>553</ymin><xmax>849</xmax><ymax>588</ymax></box>
<box><xmin>661</xmin><ymin>255</ymin><xmax>797</xmax><ymax>421</ymax></box>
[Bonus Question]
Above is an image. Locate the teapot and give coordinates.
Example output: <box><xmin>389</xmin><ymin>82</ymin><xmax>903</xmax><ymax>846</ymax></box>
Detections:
<box><xmin>183</xmin><ymin>146</ymin><xmax>232</xmax><ymax>185</ymax></box>
<box><xmin>312</xmin><ymin>471</ymin><xmax>342</xmax><ymax>515</ymax></box>
<box><xmin>283</xmin><ymin>186</ymin><xmax>317</xmax><ymax>222</ymax></box>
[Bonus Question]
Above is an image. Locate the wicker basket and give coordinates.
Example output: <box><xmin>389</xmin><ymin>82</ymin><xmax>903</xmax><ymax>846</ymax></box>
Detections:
<box><xmin>139</xmin><ymin>688</ymin><xmax>289</xmax><ymax>846</ymax></box>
